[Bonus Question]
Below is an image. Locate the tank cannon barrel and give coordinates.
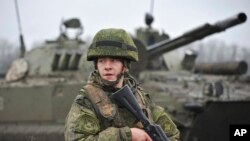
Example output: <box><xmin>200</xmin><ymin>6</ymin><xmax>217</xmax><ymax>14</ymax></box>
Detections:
<box><xmin>147</xmin><ymin>12</ymin><xmax>247</xmax><ymax>58</ymax></box>
<box><xmin>194</xmin><ymin>61</ymin><xmax>248</xmax><ymax>75</ymax></box>
<box><xmin>131</xmin><ymin>12</ymin><xmax>247</xmax><ymax>77</ymax></box>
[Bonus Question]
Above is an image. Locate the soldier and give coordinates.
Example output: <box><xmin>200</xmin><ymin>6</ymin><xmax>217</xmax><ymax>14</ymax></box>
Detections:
<box><xmin>65</xmin><ymin>28</ymin><xmax>179</xmax><ymax>141</ymax></box>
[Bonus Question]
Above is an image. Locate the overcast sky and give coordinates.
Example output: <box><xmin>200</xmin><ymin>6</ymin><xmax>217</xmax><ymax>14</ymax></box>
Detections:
<box><xmin>1</xmin><ymin>0</ymin><xmax>249</xmax><ymax>50</ymax></box>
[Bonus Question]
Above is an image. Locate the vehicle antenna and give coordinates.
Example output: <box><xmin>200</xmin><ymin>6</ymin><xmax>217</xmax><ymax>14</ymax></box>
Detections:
<box><xmin>145</xmin><ymin>0</ymin><xmax>155</xmax><ymax>27</ymax></box>
<box><xmin>14</xmin><ymin>0</ymin><xmax>26</xmax><ymax>58</ymax></box>
<box><xmin>149</xmin><ymin>0</ymin><xmax>154</xmax><ymax>15</ymax></box>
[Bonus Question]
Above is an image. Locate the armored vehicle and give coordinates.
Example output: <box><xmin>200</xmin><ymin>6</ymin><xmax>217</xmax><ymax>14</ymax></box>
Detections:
<box><xmin>0</xmin><ymin>18</ymin><xmax>90</xmax><ymax>141</ymax></box>
<box><xmin>134</xmin><ymin>12</ymin><xmax>250</xmax><ymax>141</ymax></box>
<box><xmin>0</xmin><ymin>12</ymin><xmax>248</xmax><ymax>141</ymax></box>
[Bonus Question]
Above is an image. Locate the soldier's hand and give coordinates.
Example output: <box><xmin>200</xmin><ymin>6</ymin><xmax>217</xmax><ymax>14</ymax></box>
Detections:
<box><xmin>131</xmin><ymin>128</ymin><xmax>152</xmax><ymax>141</ymax></box>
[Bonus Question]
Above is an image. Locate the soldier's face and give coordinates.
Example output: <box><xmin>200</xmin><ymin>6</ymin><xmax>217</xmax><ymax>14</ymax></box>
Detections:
<box><xmin>97</xmin><ymin>57</ymin><xmax>125</xmax><ymax>82</ymax></box>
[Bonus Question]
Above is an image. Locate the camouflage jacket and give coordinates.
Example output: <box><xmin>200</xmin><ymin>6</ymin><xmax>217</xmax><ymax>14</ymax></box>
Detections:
<box><xmin>65</xmin><ymin>71</ymin><xmax>179</xmax><ymax>141</ymax></box>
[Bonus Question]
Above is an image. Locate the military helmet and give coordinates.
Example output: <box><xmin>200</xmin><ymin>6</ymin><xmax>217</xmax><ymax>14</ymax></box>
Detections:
<box><xmin>87</xmin><ymin>28</ymin><xmax>138</xmax><ymax>62</ymax></box>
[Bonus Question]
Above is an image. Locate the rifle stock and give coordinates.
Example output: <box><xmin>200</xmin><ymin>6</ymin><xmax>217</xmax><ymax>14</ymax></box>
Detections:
<box><xmin>111</xmin><ymin>85</ymin><xmax>168</xmax><ymax>141</ymax></box>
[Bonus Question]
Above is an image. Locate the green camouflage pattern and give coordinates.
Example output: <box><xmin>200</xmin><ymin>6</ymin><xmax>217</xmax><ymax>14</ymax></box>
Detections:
<box><xmin>151</xmin><ymin>105</ymin><xmax>180</xmax><ymax>140</ymax></box>
<box><xmin>87</xmin><ymin>28</ymin><xmax>138</xmax><ymax>62</ymax></box>
<box><xmin>65</xmin><ymin>71</ymin><xmax>179</xmax><ymax>141</ymax></box>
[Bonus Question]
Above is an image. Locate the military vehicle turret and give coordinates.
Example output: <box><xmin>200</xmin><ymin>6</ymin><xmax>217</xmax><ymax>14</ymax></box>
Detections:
<box><xmin>130</xmin><ymin>12</ymin><xmax>247</xmax><ymax>77</ymax></box>
<box><xmin>0</xmin><ymin>18</ymin><xmax>89</xmax><ymax>141</ymax></box>
<box><xmin>0</xmin><ymin>12</ymin><xmax>248</xmax><ymax>141</ymax></box>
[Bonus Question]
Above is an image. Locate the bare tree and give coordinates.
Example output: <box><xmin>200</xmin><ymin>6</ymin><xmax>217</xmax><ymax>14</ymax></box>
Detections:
<box><xmin>195</xmin><ymin>39</ymin><xmax>250</xmax><ymax>64</ymax></box>
<box><xmin>0</xmin><ymin>39</ymin><xmax>19</xmax><ymax>76</ymax></box>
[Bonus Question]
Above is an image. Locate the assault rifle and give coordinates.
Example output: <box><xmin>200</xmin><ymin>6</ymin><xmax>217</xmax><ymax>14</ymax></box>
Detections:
<box><xmin>111</xmin><ymin>85</ymin><xmax>168</xmax><ymax>141</ymax></box>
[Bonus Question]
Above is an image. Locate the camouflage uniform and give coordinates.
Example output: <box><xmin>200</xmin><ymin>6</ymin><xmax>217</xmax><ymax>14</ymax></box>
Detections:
<box><xmin>65</xmin><ymin>28</ymin><xmax>179</xmax><ymax>141</ymax></box>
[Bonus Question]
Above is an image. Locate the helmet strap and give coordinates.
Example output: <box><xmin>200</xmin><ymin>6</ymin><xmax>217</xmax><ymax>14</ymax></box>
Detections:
<box><xmin>95</xmin><ymin>58</ymin><xmax>129</xmax><ymax>89</ymax></box>
<box><xmin>98</xmin><ymin>66</ymin><xmax>127</xmax><ymax>90</ymax></box>
<box><xmin>100</xmin><ymin>72</ymin><xmax>123</xmax><ymax>87</ymax></box>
